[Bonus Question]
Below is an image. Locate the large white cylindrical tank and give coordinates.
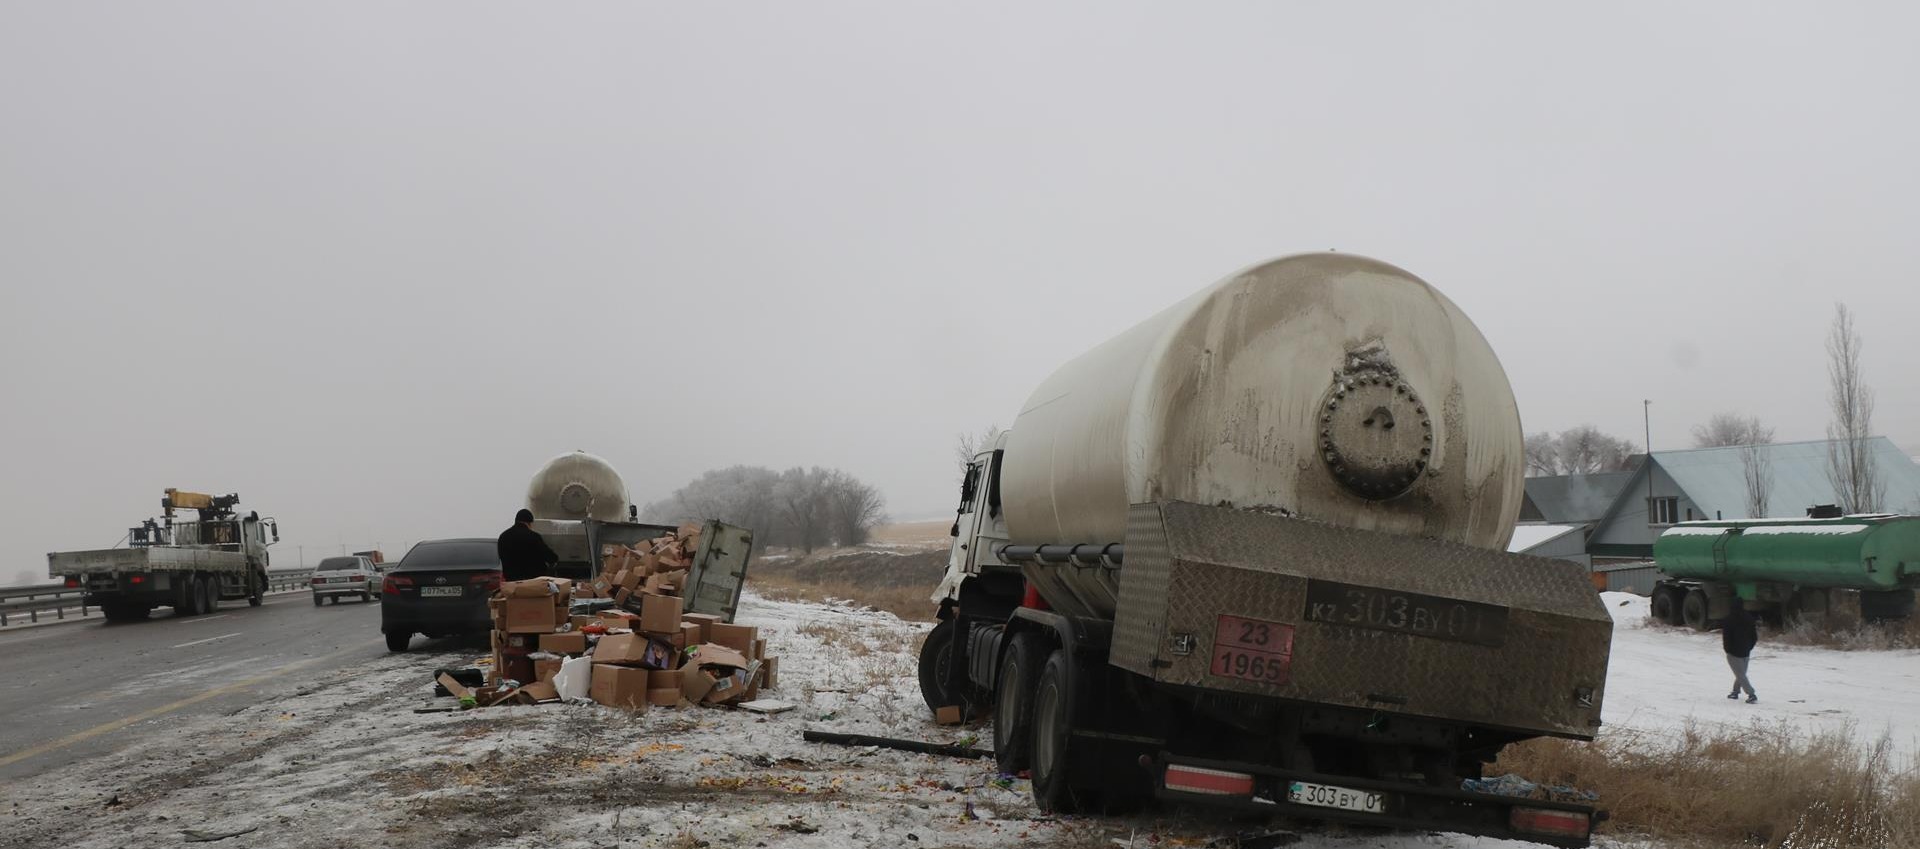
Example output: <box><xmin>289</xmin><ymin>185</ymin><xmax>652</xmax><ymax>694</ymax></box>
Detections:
<box><xmin>526</xmin><ymin>451</ymin><xmax>632</xmax><ymax>523</ymax></box>
<box><xmin>1001</xmin><ymin>253</ymin><xmax>1523</xmax><ymax>552</ymax></box>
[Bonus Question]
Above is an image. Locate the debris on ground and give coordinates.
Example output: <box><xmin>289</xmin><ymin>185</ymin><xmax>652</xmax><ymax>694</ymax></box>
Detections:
<box><xmin>446</xmin><ymin>534</ymin><xmax>781</xmax><ymax>715</ymax></box>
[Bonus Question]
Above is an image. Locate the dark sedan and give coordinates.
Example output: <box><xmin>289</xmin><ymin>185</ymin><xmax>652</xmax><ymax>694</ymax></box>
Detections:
<box><xmin>380</xmin><ymin>538</ymin><xmax>501</xmax><ymax>652</ymax></box>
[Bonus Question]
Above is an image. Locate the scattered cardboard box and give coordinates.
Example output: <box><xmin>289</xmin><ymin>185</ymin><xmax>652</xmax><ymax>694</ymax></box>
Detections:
<box><xmin>502</xmin><ymin>597</ymin><xmax>562</xmax><ymax>634</ymax></box>
<box><xmin>589</xmin><ymin>665</ymin><xmax>649</xmax><ymax>711</ymax></box>
<box><xmin>710</xmin><ymin>623</ymin><xmax>759</xmax><ymax>658</ymax></box>
<box><xmin>534</xmin><ymin>658</ymin><xmax>563</xmax><ymax>683</ymax></box>
<box><xmin>681</xmin><ymin>613</ymin><xmax>722</xmax><ymax>643</ymax></box>
<box><xmin>639</xmin><ymin>592</ymin><xmax>683</xmax><ymax>634</ymax></box>
<box><xmin>935</xmin><ymin>705</ymin><xmax>964</xmax><ymax>725</ymax></box>
<box><xmin>540</xmin><ymin>632</ymin><xmax>587</xmax><ymax>654</ymax></box>
<box><xmin>520</xmin><ymin>680</ymin><xmax>560</xmax><ymax>703</ymax></box>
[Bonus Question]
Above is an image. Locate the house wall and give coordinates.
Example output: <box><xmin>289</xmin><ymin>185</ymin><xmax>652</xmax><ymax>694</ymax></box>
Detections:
<box><xmin>1522</xmin><ymin>530</ymin><xmax>1590</xmax><ymax>566</ymax></box>
<box><xmin>1588</xmin><ymin>463</ymin><xmax>1704</xmax><ymax>557</ymax></box>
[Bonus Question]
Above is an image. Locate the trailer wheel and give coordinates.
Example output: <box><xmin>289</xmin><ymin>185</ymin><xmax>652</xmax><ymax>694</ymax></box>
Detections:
<box><xmin>993</xmin><ymin>634</ymin><xmax>1045</xmax><ymax>775</ymax></box>
<box><xmin>1650</xmin><ymin>589</ymin><xmax>1678</xmax><ymax>626</ymax></box>
<box><xmin>917</xmin><ymin>619</ymin><xmax>963</xmax><ymax>714</ymax></box>
<box><xmin>1031</xmin><ymin>648</ymin><xmax>1097</xmax><ymax>814</ymax></box>
<box><xmin>1682</xmin><ymin>590</ymin><xmax>1712</xmax><ymax>631</ymax></box>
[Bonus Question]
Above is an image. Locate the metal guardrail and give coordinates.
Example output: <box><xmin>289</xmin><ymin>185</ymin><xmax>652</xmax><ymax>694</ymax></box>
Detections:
<box><xmin>0</xmin><ymin>568</ymin><xmax>317</xmax><ymax>626</ymax></box>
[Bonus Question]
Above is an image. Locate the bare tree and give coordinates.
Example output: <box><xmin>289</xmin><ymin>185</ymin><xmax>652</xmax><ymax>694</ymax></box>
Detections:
<box><xmin>642</xmin><ymin>465</ymin><xmax>782</xmax><ymax>541</ymax></box>
<box><xmin>821</xmin><ymin>469</ymin><xmax>887</xmax><ymax>546</ymax></box>
<box><xmin>1554</xmin><ymin>425</ymin><xmax>1638</xmax><ymax>474</ymax></box>
<box><xmin>1740</xmin><ymin>441</ymin><xmax>1773</xmax><ymax>519</ymax></box>
<box><xmin>1692</xmin><ymin>413</ymin><xmax>1775</xmax><ymax>448</ymax></box>
<box><xmin>1823</xmin><ymin>304</ymin><xmax>1884</xmax><ymax>513</ymax></box>
<box><xmin>775</xmin><ymin>467</ymin><xmax>832</xmax><ymax>554</ymax></box>
<box><xmin>956</xmin><ymin>425</ymin><xmax>1004</xmax><ymax>476</ymax></box>
<box><xmin>1523</xmin><ymin>432</ymin><xmax>1559</xmax><ymax>477</ymax></box>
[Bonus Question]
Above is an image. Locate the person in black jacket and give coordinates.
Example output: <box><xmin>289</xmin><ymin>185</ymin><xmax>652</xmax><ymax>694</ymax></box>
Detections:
<box><xmin>1722</xmin><ymin>604</ymin><xmax>1759</xmax><ymax>704</ymax></box>
<box><xmin>498</xmin><ymin>508</ymin><xmax>557</xmax><ymax>582</ymax></box>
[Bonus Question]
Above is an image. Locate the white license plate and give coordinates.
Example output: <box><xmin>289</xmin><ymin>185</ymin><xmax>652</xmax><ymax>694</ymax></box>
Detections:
<box><xmin>419</xmin><ymin>586</ymin><xmax>463</xmax><ymax>597</ymax></box>
<box><xmin>1287</xmin><ymin>781</ymin><xmax>1385</xmax><ymax>814</ymax></box>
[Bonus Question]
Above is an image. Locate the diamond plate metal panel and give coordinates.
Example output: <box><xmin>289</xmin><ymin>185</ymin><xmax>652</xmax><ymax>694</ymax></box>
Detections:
<box><xmin>1128</xmin><ymin>502</ymin><xmax>1612</xmax><ymax>739</ymax></box>
<box><xmin>1110</xmin><ymin>503</ymin><xmax>1174</xmax><ymax>676</ymax></box>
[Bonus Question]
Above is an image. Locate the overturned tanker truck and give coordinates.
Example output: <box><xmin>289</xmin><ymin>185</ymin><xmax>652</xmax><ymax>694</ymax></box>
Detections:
<box><xmin>922</xmin><ymin>253</ymin><xmax>1612</xmax><ymax>847</ymax></box>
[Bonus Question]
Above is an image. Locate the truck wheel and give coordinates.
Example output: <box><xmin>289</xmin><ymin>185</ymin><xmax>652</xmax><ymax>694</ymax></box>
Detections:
<box><xmin>202</xmin><ymin>574</ymin><xmax>220</xmax><ymax>612</ymax></box>
<box><xmin>175</xmin><ymin>577</ymin><xmax>200</xmax><ymax>617</ymax></box>
<box><xmin>1650</xmin><ymin>589</ymin><xmax>1678</xmax><ymax>626</ymax></box>
<box><xmin>917</xmin><ymin>619</ymin><xmax>962</xmax><ymax>713</ymax></box>
<box><xmin>1682</xmin><ymin>590</ymin><xmax>1711</xmax><ymax>631</ymax></box>
<box><xmin>248</xmin><ymin>570</ymin><xmax>265</xmax><ymax>607</ymax></box>
<box><xmin>386</xmin><ymin>631</ymin><xmax>412</xmax><ymax>652</ymax></box>
<box><xmin>1031</xmin><ymin>649</ymin><xmax>1095</xmax><ymax>814</ymax></box>
<box><xmin>994</xmin><ymin>634</ymin><xmax>1045</xmax><ymax>775</ymax></box>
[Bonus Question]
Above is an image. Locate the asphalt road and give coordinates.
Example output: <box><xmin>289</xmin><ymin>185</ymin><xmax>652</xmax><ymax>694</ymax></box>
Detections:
<box><xmin>0</xmin><ymin>591</ymin><xmax>471</xmax><ymax>783</ymax></box>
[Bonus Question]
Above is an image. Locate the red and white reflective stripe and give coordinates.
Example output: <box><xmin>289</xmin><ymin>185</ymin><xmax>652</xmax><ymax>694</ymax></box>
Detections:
<box><xmin>1164</xmin><ymin>764</ymin><xmax>1255</xmax><ymax>796</ymax></box>
<box><xmin>1510</xmin><ymin>806</ymin><xmax>1589</xmax><ymax>838</ymax></box>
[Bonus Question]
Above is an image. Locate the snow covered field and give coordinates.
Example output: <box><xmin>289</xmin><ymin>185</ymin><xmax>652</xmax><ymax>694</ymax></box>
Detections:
<box><xmin>4</xmin><ymin>589</ymin><xmax>1914</xmax><ymax>848</ymax></box>
<box><xmin>1598</xmin><ymin>592</ymin><xmax>1920</xmax><ymax>767</ymax></box>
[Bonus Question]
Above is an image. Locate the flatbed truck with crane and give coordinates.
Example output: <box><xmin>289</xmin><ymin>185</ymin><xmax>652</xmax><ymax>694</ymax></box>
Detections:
<box><xmin>48</xmin><ymin>488</ymin><xmax>279</xmax><ymax>622</ymax></box>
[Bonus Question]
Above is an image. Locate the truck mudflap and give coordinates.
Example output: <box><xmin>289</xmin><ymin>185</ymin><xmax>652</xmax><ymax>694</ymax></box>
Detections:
<box><xmin>1154</xmin><ymin>753</ymin><xmax>1598</xmax><ymax>848</ymax></box>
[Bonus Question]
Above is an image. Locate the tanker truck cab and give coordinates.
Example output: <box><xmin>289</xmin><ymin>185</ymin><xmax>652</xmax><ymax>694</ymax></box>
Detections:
<box><xmin>921</xmin><ymin>432</ymin><xmax>1025</xmax><ymax>711</ymax></box>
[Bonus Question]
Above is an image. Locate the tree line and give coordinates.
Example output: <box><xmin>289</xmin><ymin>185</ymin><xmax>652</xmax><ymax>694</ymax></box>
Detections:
<box><xmin>641</xmin><ymin>465</ymin><xmax>887</xmax><ymax>553</ymax></box>
<box><xmin>1523</xmin><ymin>303</ymin><xmax>1888</xmax><ymax>515</ymax></box>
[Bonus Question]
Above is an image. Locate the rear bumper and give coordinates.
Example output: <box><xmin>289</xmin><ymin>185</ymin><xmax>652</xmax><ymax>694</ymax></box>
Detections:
<box><xmin>311</xmin><ymin>583</ymin><xmax>373</xmax><ymax>597</ymax></box>
<box><xmin>1155</xmin><ymin>753</ymin><xmax>1597</xmax><ymax>848</ymax></box>
<box><xmin>380</xmin><ymin>598</ymin><xmax>491</xmax><ymax>634</ymax></box>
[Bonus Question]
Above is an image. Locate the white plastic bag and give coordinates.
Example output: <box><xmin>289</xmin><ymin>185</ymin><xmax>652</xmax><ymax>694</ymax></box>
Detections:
<box><xmin>554</xmin><ymin>655</ymin><xmax>593</xmax><ymax>701</ymax></box>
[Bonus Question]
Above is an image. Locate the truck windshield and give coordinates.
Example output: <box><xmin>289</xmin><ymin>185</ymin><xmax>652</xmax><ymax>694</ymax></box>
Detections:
<box><xmin>315</xmin><ymin>556</ymin><xmax>359</xmax><ymax>572</ymax></box>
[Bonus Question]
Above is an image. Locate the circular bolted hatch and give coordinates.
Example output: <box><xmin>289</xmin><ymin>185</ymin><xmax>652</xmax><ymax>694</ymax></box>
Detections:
<box><xmin>1318</xmin><ymin>372</ymin><xmax>1432</xmax><ymax>500</ymax></box>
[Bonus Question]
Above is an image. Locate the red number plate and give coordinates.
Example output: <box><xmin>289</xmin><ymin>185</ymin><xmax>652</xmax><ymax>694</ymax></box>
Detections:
<box><xmin>1209</xmin><ymin>615</ymin><xmax>1294</xmax><ymax>685</ymax></box>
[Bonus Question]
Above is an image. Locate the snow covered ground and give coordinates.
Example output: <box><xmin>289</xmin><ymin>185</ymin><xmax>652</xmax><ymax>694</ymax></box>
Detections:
<box><xmin>5</xmin><ymin>589</ymin><xmax>1914</xmax><ymax>848</ymax></box>
<box><xmin>1598</xmin><ymin>592</ymin><xmax>1920</xmax><ymax>767</ymax></box>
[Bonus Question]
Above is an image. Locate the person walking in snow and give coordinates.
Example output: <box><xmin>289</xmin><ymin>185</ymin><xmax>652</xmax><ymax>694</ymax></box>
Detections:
<box><xmin>1722</xmin><ymin>605</ymin><xmax>1759</xmax><ymax>704</ymax></box>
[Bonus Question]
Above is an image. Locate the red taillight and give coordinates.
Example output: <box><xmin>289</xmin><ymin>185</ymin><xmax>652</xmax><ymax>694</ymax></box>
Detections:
<box><xmin>1164</xmin><ymin>764</ymin><xmax>1255</xmax><ymax>796</ymax></box>
<box><xmin>312</xmin><ymin>577</ymin><xmax>325</xmax><ymax>586</ymax></box>
<box><xmin>1021</xmin><ymin>581</ymin><xmax>1051</xmax><ymax>611</ymax></box>
<box><xmin>129</xmin><ymin>575</ymin><xmax>145</xmax><ymax>584</ymax></box>
<box><xmin>470</xmin><ymin>571</ymin><xmax>503</xmax><ymax>593</ymax></box>
<box><xmin>1511</xmin><ymin>807</ymin><xmax>1590</xmax><ymax>839</ymax></box>
<box><xmin>64</xmin><ymin>577</ymin><xmax>80</xmax><ymax>588</ymax></box>
<box><xmin>382</xmin><ymin>575</ymin><xmax>415</xmax><ymax>595</ymax></box>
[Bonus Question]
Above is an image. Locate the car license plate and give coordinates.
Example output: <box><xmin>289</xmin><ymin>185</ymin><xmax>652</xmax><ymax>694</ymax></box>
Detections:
<box><xmin>1287</xmin><ymin>781</ymin><xmax>1385</xmax><ymax>814</ymax></box>
<box><xmin>419</xmin><ymin>586</ymin><xmax>463</xmax><ymax>597</ymax></box>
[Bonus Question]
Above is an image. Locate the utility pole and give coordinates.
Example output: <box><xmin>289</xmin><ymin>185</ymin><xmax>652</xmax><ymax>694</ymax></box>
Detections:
<box><xmin>297</xmin><ymin>545</ymin><xmax>304</xmax><ymax>568</ymax></box>
<box><xmin>1644</xmin><ymin>399</ymin><xmax>1656</xmax><ymax>527</ymax></box>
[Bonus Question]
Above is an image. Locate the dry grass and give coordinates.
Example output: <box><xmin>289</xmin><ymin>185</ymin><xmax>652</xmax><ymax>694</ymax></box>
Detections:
<box><xmin>752</xmin><ymin>571</ymin><xmax>938</xmax><ymax>622</ymax></box>
<box><xmin>749</xmin><ymin>544</ymin><xmax>947</xmax><ymax>622</ymax></box>
<box><xmin>1495</xmin><ymin>720</ymin><xmax>1919</xmax><ymax>848</ymax></box>
<box><xmin>1768</xmin><ymin>616</ymin><xmax>1920</xmax><ymax>652</ymax></box>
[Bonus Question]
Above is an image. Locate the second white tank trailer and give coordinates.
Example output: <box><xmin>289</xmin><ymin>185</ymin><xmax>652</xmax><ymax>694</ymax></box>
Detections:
<box><xmin>926</xmin><ymin>254</ymin><xmax>1612</xmax><ymax>847</ymax></box>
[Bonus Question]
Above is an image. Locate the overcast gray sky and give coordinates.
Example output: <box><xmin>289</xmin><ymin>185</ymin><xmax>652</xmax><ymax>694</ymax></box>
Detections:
<box><xmin>3</xmin><ymin>3</ymin><xmax>1915</xmax><ymax>577</ymax></box>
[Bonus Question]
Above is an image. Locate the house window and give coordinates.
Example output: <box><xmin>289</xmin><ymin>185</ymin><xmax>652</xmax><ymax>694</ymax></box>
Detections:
<box><xmin>1647</xmin><ymin>497</ymin><xmax>1680</xmax><ymax>525</ymax></box>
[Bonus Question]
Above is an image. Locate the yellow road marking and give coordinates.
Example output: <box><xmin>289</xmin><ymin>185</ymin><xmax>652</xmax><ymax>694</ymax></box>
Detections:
<box><xmin>0</xmin><ymin>639</ymin><xmax>377</xmax><ymax>769</ymax></box>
